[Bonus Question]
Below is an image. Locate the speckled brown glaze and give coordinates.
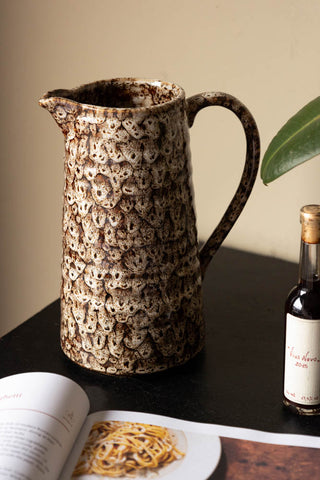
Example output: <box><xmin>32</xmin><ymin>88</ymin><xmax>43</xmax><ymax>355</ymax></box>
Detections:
<box><xmin>39</xmin><ymin>79</ymin><xmax>260</xmax><ymax>375</ymax></box>
<box><xmin>186</xmin><ymin>92</ymin><xmax>260</xmax><ymax>275</ymax></box>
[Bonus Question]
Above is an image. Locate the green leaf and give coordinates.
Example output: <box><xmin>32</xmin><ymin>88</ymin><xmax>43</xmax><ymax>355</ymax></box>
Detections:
<box><xmin>261</xmin><ymin>96</ymin><xmax>320</xmax><ymax>184</ymax></box>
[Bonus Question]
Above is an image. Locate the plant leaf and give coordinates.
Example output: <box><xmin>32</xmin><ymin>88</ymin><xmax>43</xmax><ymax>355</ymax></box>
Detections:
<box><xmin>261</xmin><ymin>96</ymin><xmax>320</xmax><ymax>184</ymax></box>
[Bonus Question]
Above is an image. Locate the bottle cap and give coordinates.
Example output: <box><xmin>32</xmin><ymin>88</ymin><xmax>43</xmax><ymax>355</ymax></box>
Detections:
<box><xmin>300</xmin><ymin>204</ymin><xmax>320</xmax><ymax>244</ymax></box>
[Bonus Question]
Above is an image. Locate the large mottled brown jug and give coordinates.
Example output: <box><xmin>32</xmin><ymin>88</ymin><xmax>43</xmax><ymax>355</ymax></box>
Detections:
<box><xmin>39</xmin><ymin>78</ymin><xmax>260</xmax><ymax>375</ymax></box>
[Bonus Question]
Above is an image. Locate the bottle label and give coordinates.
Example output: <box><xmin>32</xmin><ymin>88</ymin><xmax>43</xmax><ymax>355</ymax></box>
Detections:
<box><xmin>284</xmin><ymin>314</ymin><xmax>320</xmax><ymax>405</ymax></box>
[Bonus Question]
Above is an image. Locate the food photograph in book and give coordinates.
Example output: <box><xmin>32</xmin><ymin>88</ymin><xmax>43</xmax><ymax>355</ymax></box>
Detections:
<box><xmin>71</xmin><ymin>420</ymin><xmax>187</xmax><ymax>479</ymax></box>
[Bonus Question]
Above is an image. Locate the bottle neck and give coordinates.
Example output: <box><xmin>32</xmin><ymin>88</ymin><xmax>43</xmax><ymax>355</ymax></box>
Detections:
<box><xmin>298</xmin><ymin>240</ymin><xmax>320</xmax><ymax>287</ymax></box>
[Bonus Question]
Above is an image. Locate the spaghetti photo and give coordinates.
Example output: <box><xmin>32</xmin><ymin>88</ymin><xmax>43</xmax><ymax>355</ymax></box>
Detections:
<box><xmin>72</xmin><ymin>421</ymin><xmax>186</xmax><ymax>478</ymax></box>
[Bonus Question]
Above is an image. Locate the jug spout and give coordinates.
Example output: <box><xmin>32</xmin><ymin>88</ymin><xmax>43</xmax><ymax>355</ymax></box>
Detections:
<box><xmin>39</xmin><ymin>89</ymin><xmax>81</xmax><ymax>135</ymax></box>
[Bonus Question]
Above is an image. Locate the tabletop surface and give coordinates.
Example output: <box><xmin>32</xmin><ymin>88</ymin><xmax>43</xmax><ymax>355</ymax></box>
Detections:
<box><xmin>1</xmin><ymin>247</ymin><xmax>320</xmax><ymax>438</ymax></box>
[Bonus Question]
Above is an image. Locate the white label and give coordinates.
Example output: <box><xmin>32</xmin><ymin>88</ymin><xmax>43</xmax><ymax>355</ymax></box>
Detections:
<box><xmin>284</xmin><ymin>313</ymin><xmax>320</xmax><ymax>405</ymax></box>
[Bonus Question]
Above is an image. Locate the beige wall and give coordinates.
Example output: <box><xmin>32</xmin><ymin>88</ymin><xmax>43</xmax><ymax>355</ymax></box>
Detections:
<box><xmin>1</xmin><ymin>0</ymin><xmax>319</xmax><ymax>337</ymax></box>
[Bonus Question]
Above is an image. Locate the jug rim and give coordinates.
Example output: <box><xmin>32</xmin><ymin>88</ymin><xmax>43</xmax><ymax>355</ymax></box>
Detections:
<box><xmin>39</xmin><ymin>78</ymin><xmax>185</xmax><ymax>113</ymax></box>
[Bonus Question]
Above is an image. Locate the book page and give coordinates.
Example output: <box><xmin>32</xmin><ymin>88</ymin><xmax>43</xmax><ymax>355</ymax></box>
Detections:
<box><xmin>0</xmin><ymin>372</ymin><xmax>89</xmax><ymax>480</ymax></box>
<box><xmin>61</xmin><ymin>410</ymin><xmax>320</xmax><ymax>480</ymax></box>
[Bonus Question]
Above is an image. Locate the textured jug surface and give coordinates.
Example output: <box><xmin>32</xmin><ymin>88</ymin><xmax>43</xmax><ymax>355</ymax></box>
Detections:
<box><xmin>40</xmin><ymin>80</ymin><xmax>204</xmax><ymax>374</ymax></box>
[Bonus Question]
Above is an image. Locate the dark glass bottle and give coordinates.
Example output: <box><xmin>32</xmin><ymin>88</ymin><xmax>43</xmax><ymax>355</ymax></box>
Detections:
<box><xmin>283</xmin><ymin>205</ymin><xmax>320</xmax><ymax>415</ymax></box>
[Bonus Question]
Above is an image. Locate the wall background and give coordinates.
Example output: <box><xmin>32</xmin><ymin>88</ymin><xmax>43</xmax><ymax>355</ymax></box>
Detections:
<box><xmin>1</xmin><ymin>0</ymin><xmax>319</xmax><ymax>337</ymax></box>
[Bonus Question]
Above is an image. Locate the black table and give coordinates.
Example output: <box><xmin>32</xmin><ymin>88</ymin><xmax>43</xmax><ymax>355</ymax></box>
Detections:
<box><xmin>1</xmin><ymin>247</ymin><xmax>319</xmax><ymax>438</ymax></box>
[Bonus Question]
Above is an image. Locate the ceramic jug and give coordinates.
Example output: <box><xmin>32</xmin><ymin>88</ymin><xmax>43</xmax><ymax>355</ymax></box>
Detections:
<box><xmin>39</xmin><ymin>78</ymin><xmax>260</xmax><ymax>375</ymax></box>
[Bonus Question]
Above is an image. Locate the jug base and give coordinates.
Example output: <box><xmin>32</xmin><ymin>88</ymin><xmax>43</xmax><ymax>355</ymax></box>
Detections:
<box><xmin>60</xmin><ymin>337</ymin><xmax>205</xmax><ymax>376</ymax></box>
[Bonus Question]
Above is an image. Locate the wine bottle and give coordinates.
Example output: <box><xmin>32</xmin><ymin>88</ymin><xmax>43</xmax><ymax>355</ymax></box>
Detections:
<box><xmin>283</xmin><ymin>204</ymin><xmax>320</xmax><ymax>415</ymax></box>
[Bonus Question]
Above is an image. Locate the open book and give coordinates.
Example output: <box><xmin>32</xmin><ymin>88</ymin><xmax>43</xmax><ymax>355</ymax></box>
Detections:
<box><xmin>0</xmin><ymin>372</ymin><xmax>319</xmax><ymax>480</ymax></box>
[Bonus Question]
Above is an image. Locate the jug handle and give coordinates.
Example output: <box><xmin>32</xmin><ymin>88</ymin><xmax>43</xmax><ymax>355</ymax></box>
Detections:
<box><xmin>186</xmin><ymin>92</ymin><xmax>260</xmax><ymax>278</ymax></box>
